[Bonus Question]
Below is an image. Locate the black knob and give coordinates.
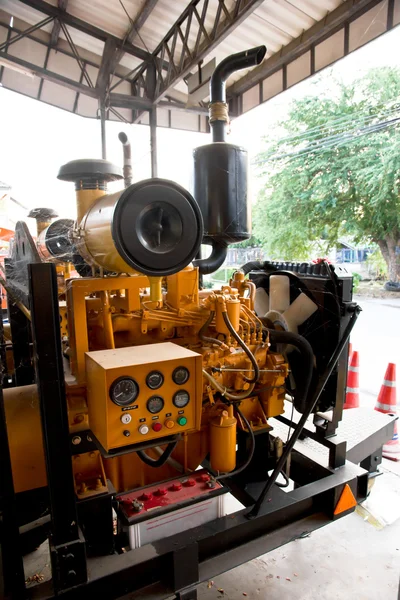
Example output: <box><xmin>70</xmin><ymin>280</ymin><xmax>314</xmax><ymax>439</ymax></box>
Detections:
<box><xmin>123</xmin><ymin>430</ymin><xmax>130</xmax><ymax>437</ymax></box>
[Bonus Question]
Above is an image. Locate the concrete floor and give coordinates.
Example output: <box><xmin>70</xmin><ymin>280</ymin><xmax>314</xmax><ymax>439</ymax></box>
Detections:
<box><xmin>194</xmin><ymin>463</ymin><xmax>400</xmax><ymax>599</ymax></box>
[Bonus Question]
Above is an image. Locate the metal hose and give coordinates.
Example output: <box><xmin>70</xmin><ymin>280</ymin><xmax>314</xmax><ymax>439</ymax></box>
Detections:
<box><xmin>222</xmin><ymin>311</ymin><xmax>260</xmax><ymax>383</ymax></box>
<box><xmin>262</xmin><ymin>326</ymin><xmax>314</xmax><ymax>414</ymax></box>
<box><xmin>198</xmin><ymin>310</ymin><xmax>225</xmax><ymax>347</ymax></box>
<box><xmin>203</xmin><ymin>369</ymin><xmax>255</xmax><ymax>401</ymax></box>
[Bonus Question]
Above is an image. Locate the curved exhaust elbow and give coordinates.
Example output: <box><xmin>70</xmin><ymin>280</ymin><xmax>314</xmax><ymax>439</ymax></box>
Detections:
<box><xmin>193</xmin><ymin>241</ymin><xmax>228</xmax><ymax>275</ymax></box>
<box><xmin>210</xmin><ymin>45</ymin><xmax>266</xmax><ymax>104</ymax></box>
<box><xmin>209</xmin><ymin>46</ymin><xmax>266</xmax><ymax>142</ymax></box>
<box><xmin>118</xmin><ymin>131</ymin><xmax>132</xmax><ymax>187</ymax></box>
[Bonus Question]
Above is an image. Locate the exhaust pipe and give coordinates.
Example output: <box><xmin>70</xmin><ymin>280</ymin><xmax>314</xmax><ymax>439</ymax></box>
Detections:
<box><xmin>118</xmin><ymin>131</ymin><xmax>132</xmax><ymax>187</ymax></box>
<box><xmin>193</xmin><ymin>46</ymin><xmax>266</xmax><ymax>276</ymax></box>
<box><xmin>209</xmin><ymin>45</ymin><xmax>266</xmax><ymax>143</ymax></box>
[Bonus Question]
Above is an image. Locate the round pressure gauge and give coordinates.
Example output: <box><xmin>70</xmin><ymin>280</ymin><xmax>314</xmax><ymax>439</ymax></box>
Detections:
<box><xmin>146</xmin><ymin>396</ymin><xmax>164</xmax><ymax>414</ymax></box>
<box><xmin>146</xmin><ymin>370</ymin><xmax>164</xmax><ymax>390</ymax></box>
<box><xmin>172</xmin><ymin>366</ymin><xmax>190</xmax><ymax>385</ymax></box>
<box><xmin>173</xmin><ymin>390</ymin><xmax>190</xmax><ymax>408</ymax></box>
<box><xmin>109</xmin><ymin>377</ymin><xmax>139</xmax><ymax>407</ymax></box>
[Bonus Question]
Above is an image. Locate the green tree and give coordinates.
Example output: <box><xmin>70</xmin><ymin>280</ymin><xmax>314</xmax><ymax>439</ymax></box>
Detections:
<box><xmin>254</xmin><ymin>67</ymin><xmax>400</xmax><ymax>281</ymax></box>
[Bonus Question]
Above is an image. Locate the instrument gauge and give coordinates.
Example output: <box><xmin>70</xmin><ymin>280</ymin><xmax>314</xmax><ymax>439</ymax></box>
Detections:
<box><xmin>146</xmin><ymin>370</ymin><xmax>164</xmax><ymax>390</ymax></box>
<box><xmin>147</xmin><ymin>396</ymin><xmax>164</xmax><ymax>414</ymax></box>
<box><xmin>173</xmin><ymin>390</ymin><xmax>190</xmax><ymax>408</ymax></box>
<box><xmin>172</xmin><ymin>366</ymin><xmax>190</xmax><ymax>385</ymax></box>
<box><xmin>110</xmin><ymin>377</ymin><xmax>139</xmax><ymax>407</ymax></box>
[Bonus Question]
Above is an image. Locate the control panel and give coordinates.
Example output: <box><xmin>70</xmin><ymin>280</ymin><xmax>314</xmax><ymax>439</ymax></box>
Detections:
<box><xmin>85</xmin><ymin>342</ymin><xmax>202</xmax><ymax>451</ymax></box>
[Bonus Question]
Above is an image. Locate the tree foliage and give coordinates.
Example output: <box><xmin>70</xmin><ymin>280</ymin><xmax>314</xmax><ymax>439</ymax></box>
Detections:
<box><xmin>254</xmin><ymin>68</ymin><xmax>400</xmax><ymax>280</ymax></box>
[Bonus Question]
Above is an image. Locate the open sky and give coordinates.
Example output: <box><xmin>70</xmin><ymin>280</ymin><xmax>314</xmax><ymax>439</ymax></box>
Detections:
<box><xmin>0</xmin><ymin>25</ymin><xmax>400</xmax><ymax>224</ymax></box>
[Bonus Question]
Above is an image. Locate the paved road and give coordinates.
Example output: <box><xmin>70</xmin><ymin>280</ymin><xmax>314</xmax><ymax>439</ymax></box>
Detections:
<box><xmin>351</xmin><ymin>296</ymin><xmax>400</xmax><ymax>409</ymax></box>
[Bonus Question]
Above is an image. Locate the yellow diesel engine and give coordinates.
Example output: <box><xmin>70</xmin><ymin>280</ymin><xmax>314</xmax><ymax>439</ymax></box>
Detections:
<box><xmin>5</xmin><ymin>168</ymin><xmax>289</xmax><ymax>497</ymax></box>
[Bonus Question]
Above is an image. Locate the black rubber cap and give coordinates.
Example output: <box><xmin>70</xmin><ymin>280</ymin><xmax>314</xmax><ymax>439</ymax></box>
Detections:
<box><xmin>57</xmin><ymin>159</ymin><xmax>123</xmax><ymax>183</ymax></box>
<box><xmin>112</xmin><ymin>179</ymin><xmax>203</xmax><ymax>277</ymax></box>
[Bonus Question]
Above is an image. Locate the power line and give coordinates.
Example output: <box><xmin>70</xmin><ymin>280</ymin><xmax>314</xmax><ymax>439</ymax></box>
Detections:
<box><xmin>264</xmin><ymin>103</ymin><xmax>400</xmax><ymax>149</ymax></box>
<box><xmin>253</xmin><ymin>114</ymin><xmax>400</xmax><ymax>165</ymax></box>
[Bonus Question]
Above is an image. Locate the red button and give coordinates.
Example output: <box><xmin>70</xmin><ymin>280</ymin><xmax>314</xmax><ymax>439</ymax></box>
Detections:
<box><xmin>169</xmin><ymin>482</ymin><xmax>182</xmax><ymax>492</ymax></box>
<box><xmin>152</xmin><ymin>422</ymin><xmax>162</xmax><ymax>432</ymax></box>
<box><xmin>154</xmin><ymin>487</ymin><xmax>168</xmax><ymax>496</ymax></box>
<box><xmin>183</xmin><ymin>478</ymin><xmax>196</xmax><ymax>487</ymax></box>
<box><xmin>138</xmin><ymin>492</ymin><xmax>152</xmax><ymax>501</ymax></box>
<box><xmin>198</xmin><ymin>474</ymin><xmax>210</xmax><ymax>483</ymax></box>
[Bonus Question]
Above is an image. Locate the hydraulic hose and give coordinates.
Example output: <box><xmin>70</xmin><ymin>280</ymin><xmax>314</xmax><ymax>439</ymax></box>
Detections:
<box><xmin>222</xmin><ymin>311</ymin><xmax>260</xmax><ymax>383</ymax></box>
<box><xmin>248</xmin><ymin>306</ymin><xmax>361</xmax><ymax>518</ymax></box>
<box><xmin>198</xmin><ymin>310</ymin><xmax>224</xmax><ymax>347</ymax></box>
<box><xmin>193</xmin><ymin>240</ymin><xmax>228</xmax><ymax>275</ymax></box>
<box><xmin>239</xmin><ymin>261</ymin><xmax>265</xmax><ymax>275</ymax></box>
<box><xmin>137</xmin><ymin>440</ymin><xmax>178</xmax><ymax>468</ymax></box>
<box><xmin>262</xmin><ymin>327</ymin><xmax>314</xmax><ymax>414</ymax></box>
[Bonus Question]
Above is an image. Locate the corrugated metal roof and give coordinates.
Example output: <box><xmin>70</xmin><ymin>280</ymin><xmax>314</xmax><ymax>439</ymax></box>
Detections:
<box><xmin>0</xmin><ymin>0</ymin><xmax>394</xmax><ymax>130</ymax></box>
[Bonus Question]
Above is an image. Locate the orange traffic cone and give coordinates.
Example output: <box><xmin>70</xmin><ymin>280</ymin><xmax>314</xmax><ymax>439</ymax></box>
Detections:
<box><xmin>375</xmin><ymin>363</ymin><xmax>396</xmax><ymax>414</ymax></box>
<box><xmin>348</xmin><ymin>342</ymin><xmax>353</xmax><ymax>363</ymax></box>
<box><xmin>344</xmin><ymin>351</ymin><xmax>360</xmax><ymax>409</ymax></box>
<box><xmin>375</xmin><ymin>363</ymin><xmax>399</xmax><ymax>461</ymax></box>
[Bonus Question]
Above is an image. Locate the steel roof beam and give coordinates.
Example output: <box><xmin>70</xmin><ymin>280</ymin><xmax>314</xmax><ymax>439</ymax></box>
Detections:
<box><xmin>227</xmin><ymin>0</ymin><xmax>384</xmax><ymax>98</ymax></box>
<box><xmin>0</xmin><ymin>52</ymin><xmax>98</xmax><ymax>97</ymax></box>
<box><xmin>158</xmin><ymin>100</ymin><xmax>208</xmax><ymax>115</ymax></box>
<box><xmin>0</xmin><ymin>51</ymin><xmax>153</xmax><ymax>111</ymax></box>
<box><xmin>18</xmin><ymin>0</ymin><xmax>153</xmax><ymax>62</ymax></box>
<box><xmin>50</xmin><ymin>0</ymin><xmax>68</xmax><ymax>47</ymax></box>
<box><xmin>108</xmin><ymin>92</ymin><xmax>152</xmax><ymax>110</ymax></box>
<box><xmin>96</xmin><ymin>37</ymin><xmax>117</xmax><ymax>94</ymax></box>
<box><xmin>0</xmin><ymin>15</ymin><xmax>54</xmax><ymax>51</ymax></box>
<box><xmin>0</xmin><ymin>18</ymin><xmax>143</xmax><ymax>84</ymax></box>
<box><xmin>96</xmin><ymin>0</ymin><xmax>159</xmax><ymax>99</ymax></box>
<box><xmin>131</xmin><ymin>0</ymin><xmax>264</xmax><ymax>103</ymax></box>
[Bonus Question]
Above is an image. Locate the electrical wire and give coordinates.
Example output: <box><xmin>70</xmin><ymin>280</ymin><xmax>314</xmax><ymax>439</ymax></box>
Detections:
<box><xmin>136</xmin><ymin>440</ymin><xmax>178</xmax><ymax>468</ymax></box>
<box><xmin>254</xmin><ymin>102</ymin><xmax>400</xmax><ymax>153</ymax></box>
<box><xmin>254</xmin><ymin>114</ymin><xmax>400</xmax><ymax>165</ymax></box>
<box><xmin>286</xmin><ymin>400</ymin><xmax>295</xmax><ymax>445</ymax></box>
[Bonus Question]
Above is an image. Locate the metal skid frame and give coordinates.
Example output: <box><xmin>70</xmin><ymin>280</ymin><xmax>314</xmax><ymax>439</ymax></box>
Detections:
<box><xmin>0</xmin><ymin>263</ymin><xmax>385</xmax><ymax>600</ymax></box>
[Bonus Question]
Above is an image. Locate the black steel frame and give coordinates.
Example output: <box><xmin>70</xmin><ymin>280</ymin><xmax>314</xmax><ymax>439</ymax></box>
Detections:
<box><xmin>29</xmin><ymin>263</ymin><xmax>87</xmax><ymax>590</ymax></box>
<box><xmin>0</xmin><ymin>261</ymin><xmax>381</xmax><ymax>600</ymax></box>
